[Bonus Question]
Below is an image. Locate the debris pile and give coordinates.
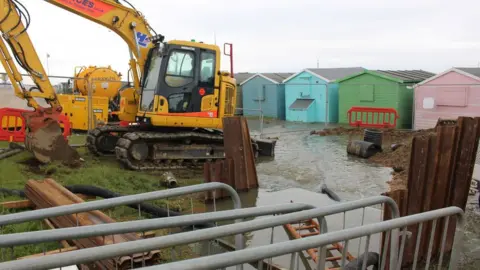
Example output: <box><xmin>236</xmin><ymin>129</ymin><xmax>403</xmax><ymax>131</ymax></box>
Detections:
<box><xmin>312</xmin><ymin>126</ymin><xmax>437</xmax><ymax>186</ymax></box>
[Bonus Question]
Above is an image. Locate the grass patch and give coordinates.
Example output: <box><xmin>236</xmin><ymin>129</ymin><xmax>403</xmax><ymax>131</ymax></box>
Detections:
<box><xmin>0</xmin><ymin>134</ymin><xmax>207</xmax><ymax>261</ymax></box>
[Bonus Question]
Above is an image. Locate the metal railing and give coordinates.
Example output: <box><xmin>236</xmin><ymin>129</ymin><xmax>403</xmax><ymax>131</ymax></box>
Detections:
<box><xmin>0</xmin><ymin>182</ymin><xmax>244</xmax><ymax>258</ymax></box>
<box><xmin>0</xmin><ymin>196</ymin><xmax>400</xmax><ymax>270</ymax></box>
<box><xmin>151</xmin><ymin>206</ymin><xmax>464</xmax><ymax>270</ymax></box>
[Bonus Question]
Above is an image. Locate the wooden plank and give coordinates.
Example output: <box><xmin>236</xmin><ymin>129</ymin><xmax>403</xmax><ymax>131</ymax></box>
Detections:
<box><xmin>17</xmin><ymin>246</ymin><xmax>78</xmax><ymax>260</ymax></box>
<box><xmin>25</xmin><ymin>179</ymin><xmax>160</xmax><ymax>269</ymax></box>
<box><xmin>43</xmin><ymin>219</ymin><xmax>72</xmax><ymax>249</ymax></box>
<box><xmin>0</xmin><ymin>200</ymin><xmax>32</xmax><ymax>209</ymax></box>
<box><xmin>0</xmin><ymin>194</ymin><xmax>96</xmax><ymax>210</ymax></box>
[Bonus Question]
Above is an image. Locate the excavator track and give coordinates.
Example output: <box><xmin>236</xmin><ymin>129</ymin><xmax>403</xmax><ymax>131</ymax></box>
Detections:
<box><xmin>87</xmin><ymin>125</ymin><xmax>256</xmax><ymax>171</ymax></box>
<box><xmin>86</xmin><ymin>125</ymin><xmax>135</xmax><ymax>157</ymax></box>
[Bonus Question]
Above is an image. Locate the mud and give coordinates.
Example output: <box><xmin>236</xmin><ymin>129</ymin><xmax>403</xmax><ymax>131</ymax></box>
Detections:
<box><xmin>311</xmin><ymin>126</ymin><xmax>437</xmax><ymax>191</ymax></box>
<box><xmin>19</xmin><ymin>158</ymin><xmax>58</xmax><ymax>176</ymax></box>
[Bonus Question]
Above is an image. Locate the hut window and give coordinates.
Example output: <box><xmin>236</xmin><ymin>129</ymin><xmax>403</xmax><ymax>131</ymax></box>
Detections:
<box><xmin>436</xmin><ymin>87</ymin><xmax>467</xmax><ymax>107</ymax></box>
<box><xmin>359</xmin><ymin>84</ymin><xmax>374</xmax><ymax>102</ymax></box>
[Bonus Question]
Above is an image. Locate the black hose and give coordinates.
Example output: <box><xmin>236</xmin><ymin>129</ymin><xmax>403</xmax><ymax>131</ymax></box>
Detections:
<box><xmin>65</xmin><ymin>185</ymin><xmax>181</xmax><ymax>218</ymax></box>
<box><xmin>0</xmin><ymin>185</ymin><xmax>213</xmax><ymax>229</ymax></box>
<box><xmin>320</xmin><ymin>184</ymin><xmax>341</xmax><ymax>202</ymax></box>
<box><xmin>0</xmin><ymin>188</ymin><xmax>25</xmax><ymax>198</ymax></box>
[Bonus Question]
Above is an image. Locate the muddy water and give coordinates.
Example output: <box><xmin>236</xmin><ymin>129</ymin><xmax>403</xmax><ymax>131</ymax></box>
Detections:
<box><xmin>190</xmin><ymin>119</ymin><xmax>394</xmax><ymax>269</ymax></box>
<box><xmin>249</xmin><ymin>119</ymin><xmax>392</xmax><ymax>200</ymax></box>
<box><xmin>198</xmin><ymin>119</ymin><xmax>480</xmax><ymax>269</ymax></box>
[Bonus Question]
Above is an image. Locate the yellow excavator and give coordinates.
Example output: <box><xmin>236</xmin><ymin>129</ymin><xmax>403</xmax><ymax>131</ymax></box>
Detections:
<box><xmin>1</xmin><ymin>0</ymin><xmax>272</xmax><ymax>169</ymax></box>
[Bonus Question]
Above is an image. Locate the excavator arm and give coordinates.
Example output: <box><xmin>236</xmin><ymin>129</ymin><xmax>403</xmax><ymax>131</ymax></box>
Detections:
<box><xmin>0</xmin><ymin>0</ymin><xmax>59</xmax><ymax>109</ymax></box>
<box><xmin>45</xmin><ymin>0</ymin><xmax>160</xmax><ymax>90</ymax></box>
<box><xmin>0</xmin><ymin>0</ymin><xmax>80</xmax><ymax>164</ymax></box>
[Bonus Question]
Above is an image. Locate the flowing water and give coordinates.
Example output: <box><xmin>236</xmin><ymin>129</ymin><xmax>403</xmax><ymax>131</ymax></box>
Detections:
<box><xmin>249</xmin><ymin>119</ymin><xmax>391</xmax><ymax>199</ymax></box>
<box><xmin>199</xmin><ymin>118</ymin><xmax>480</xmax><ymax>269</ymax></box>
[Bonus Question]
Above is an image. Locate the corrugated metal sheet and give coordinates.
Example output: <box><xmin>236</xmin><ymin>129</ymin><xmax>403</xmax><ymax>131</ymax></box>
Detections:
<box><xmin>307</xmin><ymin>67</ymin><xmax>365</xmax><ymax>81</ymax></box>
<box><xmin>456</xmin><ymin>67</ymin><xmax>480</xmax><ymax>78</ymax></box>
<box><xmin>234</xmin><ymin>73</ymin><xmax>256</xmax><ymax>85</ymax></box>
<box><xmin>289</xmin><ymin>99</ymin><xmax>314</xmax><ymax>110</ymax></box>
<box><xmin>262</xmin><ymin>73</ymin><xmax>294</xmax><ymax>83</ymax></box>
<box><xmin>375</xmin><ymin>70</ymin><xmax>435</xmax><ymax>83</ymax></box>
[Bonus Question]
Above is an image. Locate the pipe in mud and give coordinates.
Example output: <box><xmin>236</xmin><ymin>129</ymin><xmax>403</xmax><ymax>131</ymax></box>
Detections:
<box><xmin>320</xmin><ymin>184</ymin><xmax>341</xmax><ymax>202</ymax></box>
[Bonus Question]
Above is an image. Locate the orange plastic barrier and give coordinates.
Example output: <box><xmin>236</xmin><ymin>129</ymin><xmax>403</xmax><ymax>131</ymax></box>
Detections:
<box><xmin>0</xmin><ymin>108</ymin><xmax>71</xmax><ymax>143</ymax></box>
<box><xmin>347</xmin><ymin>106</ymin><xmax>399</xmax><ymax>128</ymax></box>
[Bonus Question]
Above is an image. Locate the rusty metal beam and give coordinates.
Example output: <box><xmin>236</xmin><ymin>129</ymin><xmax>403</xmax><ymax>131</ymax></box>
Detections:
<box><xmin>24</xmin><ymin>179</ymin><xmax>160</xmax><ymax>269</ymax></box>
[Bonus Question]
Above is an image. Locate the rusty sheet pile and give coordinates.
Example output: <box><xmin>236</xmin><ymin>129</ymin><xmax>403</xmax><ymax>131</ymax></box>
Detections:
<box><xmin>25</xmin><ymin>178</ymin><xmax>160</xmax><ymax>269</ymax></box>
<box><xmin>382</xmin><ymin>116</ymin><xmax>480</xmax><ymax>268</ymax></box>
<box><xmin>204</xmin><ymin>117</ymin><xmax>259</xmax><ymax>200</ymax></box>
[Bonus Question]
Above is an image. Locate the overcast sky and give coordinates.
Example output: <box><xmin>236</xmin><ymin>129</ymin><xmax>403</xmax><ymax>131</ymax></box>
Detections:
<box><xmin>3</xmin><ymin>0</ymin><xmax>480</xmax><ymax>84</ymax></box>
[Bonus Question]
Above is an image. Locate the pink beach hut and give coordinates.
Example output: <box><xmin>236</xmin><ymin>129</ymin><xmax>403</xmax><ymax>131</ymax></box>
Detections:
<box><xmin>413</xmin><ymin>67</ymin><xmax>480</xmax><ymax>130</ymax></box>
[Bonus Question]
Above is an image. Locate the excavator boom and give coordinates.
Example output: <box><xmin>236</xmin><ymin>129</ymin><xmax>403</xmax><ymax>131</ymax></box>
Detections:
<box><xmin>45</xmin><ymin>0</ymin><xmax>158</xmax><ymax>90</ymax></box>
<box><xmin>0</xmin><ymin>0</ymin><xmax>80</xmax><ymax>164</ymax></box>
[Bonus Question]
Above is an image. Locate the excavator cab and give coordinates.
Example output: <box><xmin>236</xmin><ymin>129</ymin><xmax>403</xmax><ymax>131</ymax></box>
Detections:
<box><xmin>134</xmin><ymin>38</ymin><xmax>237</xmax><ymax>129</ymax></box>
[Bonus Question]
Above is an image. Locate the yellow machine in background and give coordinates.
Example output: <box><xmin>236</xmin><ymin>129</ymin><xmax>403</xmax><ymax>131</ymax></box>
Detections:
<box><xmin>74</xmin><ymin>66</ymin><xmax>122</xmax><ymax>100</ymax></box>
<box><xmin>58</xmin><ymin>66</ymin><xmax>125</xmax><ymax>131</ymax></box>
<box><xmin>57</xmin><ymin>94</ymin><xmax>109</xmax><ymax>131</ymax></box>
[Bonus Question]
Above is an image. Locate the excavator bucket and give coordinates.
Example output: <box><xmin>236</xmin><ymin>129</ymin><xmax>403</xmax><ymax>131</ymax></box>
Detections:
<box><xmin>21</xmin><ymin>109</ymin><xmax>81</xmax><ymax>165</ymax></box>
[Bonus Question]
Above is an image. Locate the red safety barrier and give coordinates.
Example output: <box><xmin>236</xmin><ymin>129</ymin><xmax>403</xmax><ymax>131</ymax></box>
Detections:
<box><xmin>0</xmin><ymin>108</ymin><xmax>71</xmax><ymax>143</ymax></box>
<box><xmin>347</xmin><ymin>106</ymin><xmax>399</xmax><ymax>128</ymax></box>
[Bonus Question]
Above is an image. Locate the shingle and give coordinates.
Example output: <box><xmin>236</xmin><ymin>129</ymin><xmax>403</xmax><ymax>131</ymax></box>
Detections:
<box><xmin>234</xmin><ymin>72</ymin><xmax>256</xmax><ymax>85</ymax></box>
<box><xmin>262</xmin><ymin>73</ymin><xmax>295</xmax><ymax>83</ymax></box>
<box><xmin>455</xmin><ymin>67</ymin><xmax>480</xmax><ymax>78</ymax></box>
<box><xmin>288</xmin><ymin>99</ymin><xmax>314</xmax><ymax>110</ymax></box>
<box><xmin>307</xmin><ymin>67</ymin><xmax>366</xmax><ymax>81</ymax></box>
<box><xmin>375</xmin><ymin>70</ymin><xmax>435</xmax><ymax>82</ymax></box>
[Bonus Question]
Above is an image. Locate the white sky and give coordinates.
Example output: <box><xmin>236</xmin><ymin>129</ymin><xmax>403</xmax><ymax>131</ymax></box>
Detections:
<box><xmin>3</xmin><ymin>0</ymin><xmax>480</xmax><ymax>84</ymax></box>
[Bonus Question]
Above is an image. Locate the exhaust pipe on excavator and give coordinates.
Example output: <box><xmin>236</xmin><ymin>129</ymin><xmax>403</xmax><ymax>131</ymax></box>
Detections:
<box><xmin>21</xmin><ymin>108</ymin><xmax>81</xmax><ymax>165</ymax></box>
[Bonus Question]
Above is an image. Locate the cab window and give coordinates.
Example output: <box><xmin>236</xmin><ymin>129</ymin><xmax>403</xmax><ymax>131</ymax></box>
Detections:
<box><xmin>165</xmin><ymin>50</ymin><xmax>195</xmax><ymax>88</ymax></box>
<box><xmin>200</xmin><ymin>51</ymin><xmax>215</xmax><ymax>85</ymax></box>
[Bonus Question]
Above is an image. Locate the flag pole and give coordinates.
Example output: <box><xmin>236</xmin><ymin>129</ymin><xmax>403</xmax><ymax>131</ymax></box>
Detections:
<box><xmin>46</xmin><ymin>53</ymin><xmax>50</xmax><ymax>76</ymax></box>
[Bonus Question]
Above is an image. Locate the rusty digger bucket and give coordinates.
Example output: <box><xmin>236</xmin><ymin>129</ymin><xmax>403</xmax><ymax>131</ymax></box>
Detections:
<box><xmin>21</xmin><ymin>108</ymin><xmax>81</xmax><ymax>165</ymax></box>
